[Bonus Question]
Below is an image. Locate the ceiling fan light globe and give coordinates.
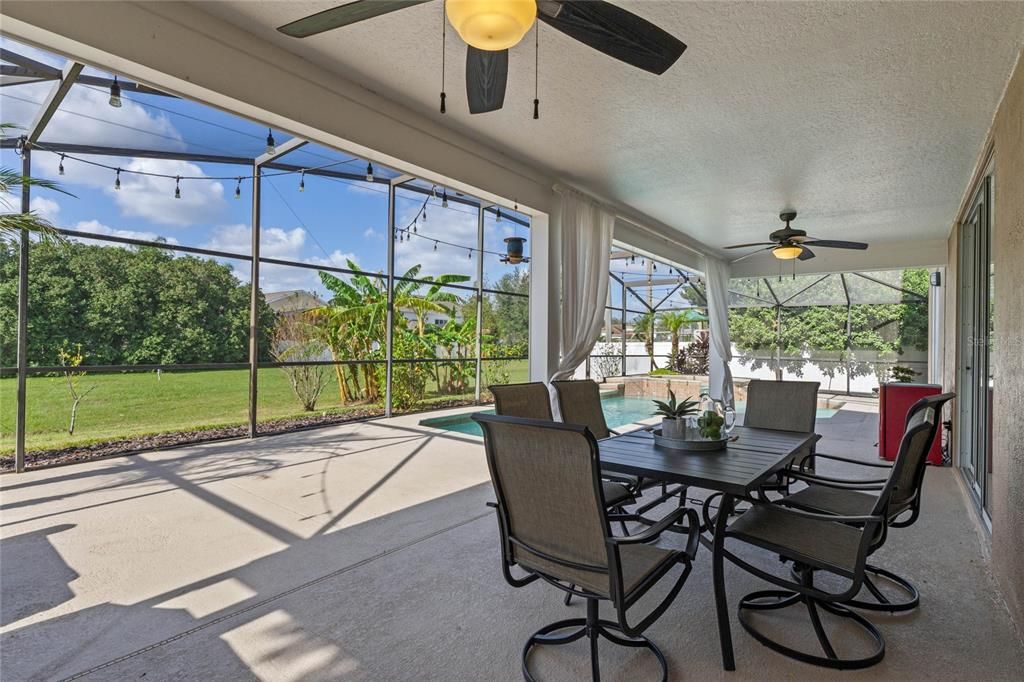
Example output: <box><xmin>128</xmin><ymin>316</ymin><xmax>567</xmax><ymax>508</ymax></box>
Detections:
<box><xmin>772</xmin><ymin>245</ymin><xmax>803</xmax><ymax>260</ymax></box>
<box><xmin>446</xmin><ymin>0</ymin><xmax>537</xmax><ymax>51</ymax></box>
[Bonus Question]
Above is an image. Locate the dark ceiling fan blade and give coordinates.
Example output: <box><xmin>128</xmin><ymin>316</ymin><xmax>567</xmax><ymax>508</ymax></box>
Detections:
<box><xmin>278</xmin><ymin>0</ymin><xmax>431</xmax><ymax>38</ymax></box>
<box><xmin>536</xmin><ymin>1</ymin><xmax>686</xmax><ymax>75</ymax></box>
<box><xmin>798</xmin><ymin>246</ymin><xmax>816</xmax><ymax>261</ymax></box>
<box><xmin>803</xmin><ymin>239</ymin><xmax>869</xmax><ymax>250</ymax></box>
<box><xmin>466</xmin><ymin>46</ymin><xmax>508</xmax><ymax>114</ymax></box>
<box><xmin>724</xmin><ymin>242</ymin><xmax>775</xmax><ymax>249</ymax></box>
<box><xmin>730</xmin><ymin>246</ymin><xmax>775</xmax><ymax>263</ymax></box>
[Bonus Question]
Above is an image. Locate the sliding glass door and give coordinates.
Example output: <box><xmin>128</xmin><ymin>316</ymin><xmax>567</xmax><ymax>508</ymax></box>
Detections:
<box><xmin>957</xmin><ymin>175</ymin><xmax>994</xmax><ymax>518</ymax></box>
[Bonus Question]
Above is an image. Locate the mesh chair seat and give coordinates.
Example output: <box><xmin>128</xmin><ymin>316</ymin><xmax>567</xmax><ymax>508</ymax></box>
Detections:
<box><xmin>784</xmin><ymin>485</ymin><xmax>877</xmax><ymax>517</ymax></box>
<box><xmin>517</xmin><ymin>541</ymin><xmax>677</xmax><ymax>599</ymax></box>
<box><xmin>727</xmin><ymin>504</ymin><xmax>863</xmax><ymax>576</ymax></box>
<box><xmin>603</xmin><ymin>481</ymin><xmax>633</xmax><ymax>508</ymax></box>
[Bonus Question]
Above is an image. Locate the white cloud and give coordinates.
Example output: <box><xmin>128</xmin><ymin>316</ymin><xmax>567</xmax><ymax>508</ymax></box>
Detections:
<box><xmin>111</xmin><ymin>158</ymin><xmax>225</xmax><ymax>226</ymax></box>
<box><xmin>69</xmin><ymin>219</ymin><xmax>179</xmax><ymax>245</ymax></box>
<box><xmin>363</xmin><ymin>227</ymin><xmax>377</xmax><ymax>239</ymax></box>
<box><xmin>395</xmin><ymin>204</ymin><xmax>479</xmax><ymax>280</ymax></box>
<box><xmin>29</xmin><ymin>196</ymin><xmax>61</xmax><ymax>223</ymax></box>
<box><xmin>203</xmin><ymin>224</ymin><xmax>357</xmax><ymax>294</ymax></box>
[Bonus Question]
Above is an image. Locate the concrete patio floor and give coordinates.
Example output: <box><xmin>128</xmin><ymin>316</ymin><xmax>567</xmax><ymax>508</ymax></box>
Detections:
<box><xmin>1</xmin><ymin>400</ymin><xmax>1022</xmax><ymax>680</ymax></box>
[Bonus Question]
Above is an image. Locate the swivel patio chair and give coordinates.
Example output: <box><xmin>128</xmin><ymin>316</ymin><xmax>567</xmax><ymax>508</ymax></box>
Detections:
<box><xmin>474</xmin><ymin>413</ymin><xmax>700</xmax><ymax>681</ymax></box>
<box><xmin>490</xmin><ymin>382</ymin><xmax>635</xmax><ymax>516</ymax></box>
<box><xmin>742</xmin><ymin>379</ymin><xmax>820</xmax><ymax>495</ymax></box>
<box><xmin>552</xmin><ymin>379</ymin><xmax>686</xmax><ymax>519</ymax></box>
<box><xmin>704</xmin><ymin>400</ymin><xmax>941</xmax><ymax>669</ymax></box>
<box><xmin>780</xmin><ymin>392</ymin><xmax>956</xmax><ymax>612</ymax></box>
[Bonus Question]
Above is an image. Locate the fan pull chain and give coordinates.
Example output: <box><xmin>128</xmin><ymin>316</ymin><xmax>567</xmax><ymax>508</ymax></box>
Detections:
<box><xmin>533</xmin><ymin>23</ymin><xmax>540</xmax><ymax>119</ymax></box>
<box><xmin>439</xmin><ymin>4</ymin><xmax>447</xmax><ymax>114</ymax></box>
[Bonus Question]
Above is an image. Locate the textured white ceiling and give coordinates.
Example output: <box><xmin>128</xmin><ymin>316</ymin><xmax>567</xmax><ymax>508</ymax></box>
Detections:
<box><xmin>196</xmin><ymin>1</ymin><xmax>1024</xmax><ymax>256</ymax></box>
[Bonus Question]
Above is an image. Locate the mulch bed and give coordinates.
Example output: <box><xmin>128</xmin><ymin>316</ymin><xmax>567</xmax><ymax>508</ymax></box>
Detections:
<box><xmin>0</xmin><ymin>407</ymin><xmax>402</xmax><ymax>473</ymax></box>
<box><xmin>1</xmin><ymin>399</ymin><xmax>485</xmax><ymax>472</ymax></box>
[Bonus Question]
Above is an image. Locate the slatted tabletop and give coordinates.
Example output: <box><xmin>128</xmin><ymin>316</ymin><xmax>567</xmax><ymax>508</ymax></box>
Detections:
<box><xmin>599</xmin><ymin>425</ymin><xmax>820</xmax><ymax>497</ymax></box>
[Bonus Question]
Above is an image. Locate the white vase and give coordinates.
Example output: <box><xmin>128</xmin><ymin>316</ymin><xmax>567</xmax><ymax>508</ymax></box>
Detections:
<box><xmin>662</xmin><ymin>418</ymin><xmax>684</xmax><ymax>439</ymax></box>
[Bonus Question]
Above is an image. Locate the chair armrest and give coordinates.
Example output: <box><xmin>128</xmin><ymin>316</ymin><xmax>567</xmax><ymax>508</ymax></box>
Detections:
<box><xmin>785</xmin><ymin>470</ymin><xmax>886</xmax><ymax>490</ymax></box>
<box><xmin>749</xmin><ymin>500</ymin><xmax>883</xmax><ymax>528</ymax></box>
<box><xmin>799</xmin><ymin>451</ymin><xmax>893</xmax><ymax>472</ymax></box>
<box><xmin>609</xmin><ymin>507</ymin><xmax>701</xmax><ymax>559</ymax></box>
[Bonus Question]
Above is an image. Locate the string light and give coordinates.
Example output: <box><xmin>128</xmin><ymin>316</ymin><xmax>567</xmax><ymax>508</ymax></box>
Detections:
<box><xmin>14</xmin><ymin>136</ymin><xmax>25</xmax><ymax>158</ymax></box>
<box><xmin>265</xmin><ymin>129</ymin><xmax>276</xmax><ymax>155</ymax></box>
<box><xmin>299</xmin><ymin>170</ymin><xmax>305</xmax><ymax>192</ymax></box>
<box><xmin>58</xmin><ymin>154</ymin><xmax>65</xmax><ymax>175</ymax></box>
<box><xmin>441</xmin><ymin>189</ymin><xmax>449</xmax><ymax>208</ymax></box>
<box><xmin>109</xmin><ymin>76</ymin><xmax>122</xmax><ymax>108</ymax></box>
<box><xmin>434</xmin><ymin>240</ymin><xmax>438</xmax><ymax>251</ymax></box>
<box><xmin>412</xmin><ymin>220</ymin><xmax>418</xmax><ymax>233</ymax></box>
<box><xmin>631</xmin><ymin>254</ymin><xmax>636</xmax><ymax>264</ymax></box>
<box><xmin>174</xmin><ymin>176</ymin><xmax>181</xmax><ymax>199</ymax></box>
<box><xmin>496</xmin><ymin>208</ymin><xmax>503</xmax><ymax>223</ymax></box>
<box><xmin>114</xmin><ymin>168</ymin><xmax>121</xmax><ymax>191</ymax></box>
<box><xmin>235</xmin><ymin>177</ymin><xmax>241</xmax><ymax>199</ymax></box>
<box><xmin>365</xmin><ymin>163</ymin><xmax>374</xmax><ymax>182</ymax></box>
<box><xmin>422</xmin><ymin>207</ymin><xmax>427</xmax><ymax>222</ymax></box>
<box><xmin>468</xmin><ymin>248</ymin><xmax>473</xmax><ymax>259</ymax></box>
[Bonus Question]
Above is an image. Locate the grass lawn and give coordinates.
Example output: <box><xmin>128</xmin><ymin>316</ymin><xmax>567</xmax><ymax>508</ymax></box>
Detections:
<box><xmin>0</xmin><ymin>360</ymin><xmax>528</xmax><ymax>453</ymax></box>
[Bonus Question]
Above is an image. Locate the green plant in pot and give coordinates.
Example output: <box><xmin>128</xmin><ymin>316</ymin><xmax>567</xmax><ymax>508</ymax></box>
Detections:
<box><xmin>653</xmin><ymin>390</ymin><xmax>699</xmax><ymax>439</ymax></box>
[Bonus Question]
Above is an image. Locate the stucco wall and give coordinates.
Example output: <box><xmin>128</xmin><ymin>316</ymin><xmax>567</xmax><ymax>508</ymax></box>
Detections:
<box><xmin>988</xmin><ymin>50</ymin><xmax>1024</xmax><ymax>631</ymax></box>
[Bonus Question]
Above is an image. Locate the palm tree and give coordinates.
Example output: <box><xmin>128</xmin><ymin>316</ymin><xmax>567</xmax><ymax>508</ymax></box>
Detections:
<box><xmin>659</xmin><ymin>311</ymin><xmax>688</xmax><ymax>360</ymax></box>
<box><xmin>1</xmin><ymin>124</ymin><xmax>70</xmax><ymax>245</ymax></box>
<box><xmin>631</xmin><ymin>311</ymin><xmax>658</xmax><ymax>362</ymax></box>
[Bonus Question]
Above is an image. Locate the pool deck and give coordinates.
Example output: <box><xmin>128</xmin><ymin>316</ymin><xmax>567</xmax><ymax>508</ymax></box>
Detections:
<box><xmin>3</xmin><ymin>397</ymin><xmax>1022</xmax><ymax>680</ymax></box>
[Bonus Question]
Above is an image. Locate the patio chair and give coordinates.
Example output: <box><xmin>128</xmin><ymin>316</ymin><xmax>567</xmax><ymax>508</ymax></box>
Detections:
<box><xmin>780</xmin><ymin>392</ymin><xmax>956</xmax><ymax>612</ymax></box>
<box><xmin>743</xmin><ymin>379</ymin><xmax>820</xmax><ymax>493</ymax></box>
<box><xmin>552</xmin><ymin>378</ymin><xmax>686</xmax><ymax>511</ymax></box>
<box><xmin>705</xmin><ymin>398</ymin><xmax>941</xmax><ymax>669</ymax></box>
<box><xmin>473</xmin><ymin>413</ymin><xmax>700</xmax><ymax>681</ymax></box>
<box><xmin>490</xmin><ymin>382</ymin><xmax>635</xmax><ymax>519</ymax></box>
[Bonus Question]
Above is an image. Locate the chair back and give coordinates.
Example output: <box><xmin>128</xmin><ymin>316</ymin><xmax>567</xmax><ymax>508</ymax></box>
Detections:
<box><xmin>551</xmin><ymin>380</ymin><xmax>612</xmax><ymax>439</ymax></box>
<box><xmin>872</xmin><ymin>394</ymin><xmax>952</xmax><ymax>519</ymax></box>
<box><xmin>489</xmin><ymin>382</ymin><xmax>553</xmax><ymax>421</ymax></box>
<box><xmin>743</xmin><ymin>379</ymin><xmax>820</xmax><ymax>433</ymax></box>
<box><xmin>473</xmin><ymin>413</ymin><xmax>612</xmax><ymax>596</ymax></box>
<box><xmin>881</xmin><ymin>392</ymin><xmax>955</xmax><ymax>519</ymax></box>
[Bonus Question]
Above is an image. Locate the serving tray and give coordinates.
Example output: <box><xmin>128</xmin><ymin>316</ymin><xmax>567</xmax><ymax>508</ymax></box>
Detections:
<box><xmin>653</xmin><ymin>428</ymin><xmax>728</xmax><ymax>452</ymax></box>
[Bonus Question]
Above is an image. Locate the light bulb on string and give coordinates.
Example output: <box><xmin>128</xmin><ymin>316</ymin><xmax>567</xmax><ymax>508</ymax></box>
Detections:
<box><xmin>496</xmin><ymin>208</ymin><xmax>503</xmax><ymax>223</ymax></box>
<box><xmin>413</xmin><ymin>220</ymin><xmax>418</xmax><ymax>233</ymax></box>
<box><xmin>299</xmin><ymin>171</ymin><xmax>305</xmax><ymax>193</ymax></box>
<box><xmin>234</xmin><ymin>178</ymin><xmax>241</xmax><ymax>199</ymax></box>
<box><xmin>174</xmin><ymin>176</ymin><xmax>181</xmax><ymax>199</ymax></box>
<box><xmin>422</xmin><ymin>207</ymin><xmax>427</xmax><ymax>222</ymax></box>
<box><xmin>468</xmin><ymin>248</ymin><xmax>472</xmax><ymax>259</ymax></box>
<box><xmin>109</xmin><ymin>76</ymin><xmax>122</xmax><ymax>108</ymax></box>
<box><xmin>114</xmin><ymin>168</ymin><xmax>121</xmax><ymax>191</ymax></box>
<box><xmin>631</xmin><ymin>254</ymin><xmax>636</xmax><ymax>264</ymax></box>
<box><xmin>441</xmin><ymin>189</ymin><xmax>449</xmax><ymax>208</ymax></box>
<box><xmin>434</xmin><ymin>240</ymin><xmax>438</xmax><ymax>251</ymax></box>
<box><xmin>265</xmin><ymin>129</ymin><xmax>276</xmax><ymax>155</ymax></box>
<box><xmin>58</xmin><ymin>154</ymin><xmax>65</xmax><ymax>176</ymax></box>
<box><xmin>365</xmin><ymin>163</ymin><xmax>374</xmax><ymax>182</ymax></box>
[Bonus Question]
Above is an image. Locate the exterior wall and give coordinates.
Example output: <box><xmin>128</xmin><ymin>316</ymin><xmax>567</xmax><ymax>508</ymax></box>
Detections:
<box><xmin>952</xmin><ymin>49</ymin><xmax>1024</xmax><ymax>630</ymax></box>
<box><xmin>988</xmin><ymin>50</ymin><xmax>1024</xmax><ymax>631</ymax></box>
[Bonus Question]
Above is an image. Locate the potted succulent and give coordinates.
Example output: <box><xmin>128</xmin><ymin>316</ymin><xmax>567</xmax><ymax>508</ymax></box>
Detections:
<box><xmin>653</xmin><ymin>390</ymin><xmax>699</xmax><ymax>439</ymax></box>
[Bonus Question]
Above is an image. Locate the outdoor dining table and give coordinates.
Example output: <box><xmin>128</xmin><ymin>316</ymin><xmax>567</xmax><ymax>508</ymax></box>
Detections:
<box><xmin>598</xmin><ymin>425</ymin><xmax>821</xmax><ymax>672</ymax></box>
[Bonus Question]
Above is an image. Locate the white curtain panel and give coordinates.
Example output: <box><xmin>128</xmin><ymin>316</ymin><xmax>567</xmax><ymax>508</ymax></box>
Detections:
<box><xmin>705</xmin><ymin>256</ymin><xmax>735</xmax><ymax>407</ymax></box>
<box><xmin>550</xmin><ymin>185</ymin><xmax>613</xmax><ymax>381</ymax></box>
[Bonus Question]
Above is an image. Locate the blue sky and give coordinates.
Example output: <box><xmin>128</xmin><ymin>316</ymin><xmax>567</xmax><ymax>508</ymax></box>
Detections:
<box><xmin>1</xmin><ymin>37</ymin><xmax>532</xmax><ymax>300</ymax></box>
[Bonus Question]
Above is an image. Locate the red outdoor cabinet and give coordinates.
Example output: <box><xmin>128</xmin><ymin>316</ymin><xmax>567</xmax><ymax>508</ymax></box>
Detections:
<box><xmin>878</xmin><ymin>383</ymin><xmax>944</xmax><ymax>465</ymax></box>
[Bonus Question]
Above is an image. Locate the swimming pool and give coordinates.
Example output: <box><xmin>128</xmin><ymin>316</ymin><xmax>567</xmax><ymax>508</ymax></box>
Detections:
<box><xmin>419</xmin><ymin>395</ymin><xmax>841</xmax><ymax>436</ymax></box>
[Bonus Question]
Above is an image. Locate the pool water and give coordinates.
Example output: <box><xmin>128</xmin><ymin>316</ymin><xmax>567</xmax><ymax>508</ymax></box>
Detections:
<box><xmin>420</xmin><ymin>395</ymin><xmax>839</xmax><ymax>436</ymax></box>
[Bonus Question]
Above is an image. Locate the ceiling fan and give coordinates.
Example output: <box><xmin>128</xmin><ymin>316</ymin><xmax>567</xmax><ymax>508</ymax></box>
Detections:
<box><xmin>277</xmin><ymin>0</ymin><xmax>686</xmax><ymax>114</ymax></box>
<box><xmin>724</xmin><ymin>211</ymin><xmax>869</xmax><ymax>263</ymax></box>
